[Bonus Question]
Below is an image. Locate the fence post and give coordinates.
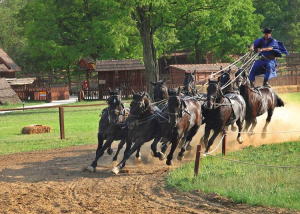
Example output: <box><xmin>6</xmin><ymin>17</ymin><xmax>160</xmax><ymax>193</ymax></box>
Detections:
<box><xmin>194</xmin><ymin>145</ymin><xmax>202</xmax><ymax>177</ymax></box>
<box><xmin>59</xmin><ymin>107</ymin><xmax>65</xmax><ymax>140</ymax></box>
<box><xmin>222</xmin><ymin>130</ymin><xmax>227</xmax><ymax>156</ymax></box>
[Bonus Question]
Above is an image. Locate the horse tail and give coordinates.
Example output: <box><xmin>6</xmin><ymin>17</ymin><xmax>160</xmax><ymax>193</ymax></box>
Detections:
<box><xmin>276</xmin><ymin>95</ymin><xmax>284</xmax><ymax>107</ymax></box>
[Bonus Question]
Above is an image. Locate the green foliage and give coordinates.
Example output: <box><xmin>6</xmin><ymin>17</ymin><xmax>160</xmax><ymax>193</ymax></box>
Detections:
<box><xmin>166</xmin><ymin>142</ymin><xmax>300</xmax><ymax>210</ymax></box>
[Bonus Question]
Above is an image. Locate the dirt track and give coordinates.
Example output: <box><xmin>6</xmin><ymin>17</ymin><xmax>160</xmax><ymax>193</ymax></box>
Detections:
<box><xmin>0</xmin><ymin>142</ymin><xmax>298</xmax><ymax>214</ymax></box>
<box><xmin>1</xmin><ymin>102</ymin><xmax>300</xmax><ymax>213</ymax></box>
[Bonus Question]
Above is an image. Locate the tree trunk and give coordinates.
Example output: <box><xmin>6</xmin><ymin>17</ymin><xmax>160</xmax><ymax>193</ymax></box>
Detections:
<box><xmin>135</xmin><ymin>7</ymin><xmax>159</xmax><ymax>94</ymax></box>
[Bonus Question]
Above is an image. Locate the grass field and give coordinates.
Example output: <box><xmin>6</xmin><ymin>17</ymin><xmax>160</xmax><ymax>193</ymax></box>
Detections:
<box><xmin>166</xmin><ymin>92</ymin><xmax>300</xmax><ymax>210</ymax></box>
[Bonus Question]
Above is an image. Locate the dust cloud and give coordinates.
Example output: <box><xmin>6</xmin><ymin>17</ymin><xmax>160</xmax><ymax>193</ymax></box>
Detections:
<box><xmin>110</xmin><ymin>101</ymin><xmax>300</xmax><ymax>165</ymax></box>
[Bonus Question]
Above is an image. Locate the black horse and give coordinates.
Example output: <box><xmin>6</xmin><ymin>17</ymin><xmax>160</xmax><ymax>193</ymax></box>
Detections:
<box><xmin>183</xmin><ymin>71</ymin><xmax>197</xmax><ymax>96</ymax></box>
<box><xmin>150</xmin><ymin>78</ymin><xmax>169</xmax><ymax>102</ymax></box>
<box><xmin>86</xmin><ymin>88</ymin><xmax>131</xmax><ymax>172</ymax></box>
<box><xmin>167</xmin><ymin>87</ymin><xmax>202</xmax><ymax>164</ymax></box>
<box><xmin>235</xmin><ymin>68</ymin><xmax>284</xmax><ymax>138</ymax></box>
<box><xmin>203</xmin><ymin>80</ymin><xmax>246</xmax><ymax>153</ymax></box>
<box><xmin>111</xmin><ymin>91</ymin><xmax>165</xmax><ymax>174</ymax></box>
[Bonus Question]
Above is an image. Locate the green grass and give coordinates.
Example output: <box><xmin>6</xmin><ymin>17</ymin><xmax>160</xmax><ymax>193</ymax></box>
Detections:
<box><xmin>166</xmin><ymin>93</ymin><xmax>300</xmax><ymax>210</ymax></box>
<box><xmin>278</xmin><ymin>92</ymin><xmax>300</xmax><ymax>105</ymax></box>
<box><xmin>166</xmin><ymin>142</ymin><xmax>300</xmax><ymax>210</ymax></box>
<box><xmin>0</xmin><ymin>100</ymin><xmax>109</xmax><ymax>155</ymax></box>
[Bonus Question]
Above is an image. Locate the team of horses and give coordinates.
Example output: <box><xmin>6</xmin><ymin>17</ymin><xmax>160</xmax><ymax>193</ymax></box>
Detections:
<box><xmin>86</xmin><ymin>68</ymin><xmax>284</xmax><ymax>174</ymax></box>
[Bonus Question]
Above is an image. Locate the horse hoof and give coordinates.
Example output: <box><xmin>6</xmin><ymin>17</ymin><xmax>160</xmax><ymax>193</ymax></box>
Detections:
<box><xmin>111</xmin><ymin>167</ymin><xmax>119</xmax><ymax>175</ymax></box>
<box><xmin>202</xmin><ymin>152</ymin><xmax>207</xmax><ymax>157</ymax></box>
<box><xmin>177</xmin><ymin>155</ymin><xmax>183</xmax><ymax>161</ymax></box>
<box><xmin>186</xmin><ymin>144</ymin><xmax>192</xmax><ymax>151</ymax></box>
<box><xmin>86</xmin><ymin>165</ymin><xmax>95</xmax><ymax>172</ymax></box>
<box><xmin>237</xmin><ymin>137</ymin><xmax>243</xmax><ymax>144</ymax></box>
<box><xmin>112</xmin><ymin>161</ymin><xmax>118</xmax><ymax>167</ymax></box>
<box><xmin>247</xmin><ymin>131</ymin><xmax>254</xmax><ymax>137</ymax></box>
<box><xmin>231</xmin><ymin>126</ymin><xmax>237</xmax><ymax>131</ymax></box>
<box><xmin>158</xmin><ymin>152</ymin><xmax>165</xmax><ymax>161</ymax></box>
<box><xmin>135</xmin><ymin>157</ymin><xmax>142</xmax><ymax>165</ymax></box>
<box><xmin>166</xmin><ymin>159</ymin><xmax>173</xmax><ymax>166</ymax></box>
<box><xmin>107</xmin><ymin>148</ymin><xmax>113</xmax><ymax>155</ymax></box>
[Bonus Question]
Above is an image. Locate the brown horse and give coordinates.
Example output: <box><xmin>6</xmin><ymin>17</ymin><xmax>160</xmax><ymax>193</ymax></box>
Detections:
<box><xmin>235</xmin><ymin>68</ymin><xmax>284</xmax><ymax>138</ymax></box>
<box><xmin>203</xmin><ymin>80</ymin><xmax>246</xmax><ymax>153</ymax></box>
<box><xmin>167</xmin><ymin>87</ymin><xmax>202</xmax><ymax>164</ymax></box>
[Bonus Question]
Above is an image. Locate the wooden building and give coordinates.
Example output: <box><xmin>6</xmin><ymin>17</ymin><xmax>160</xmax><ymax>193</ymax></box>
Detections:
<box><xmin>0</xmin><ymin>49</ymin><xmax>21</xmax><ymax>78</ymax></box>
<box><xmin>95</xmin><ymin>59</ymin><xmax>146</xmax><ymax>99</ymax></box>
<box><xmin>164</xmin><ymin>63</ymin><xmax>232</xmax><ymax>88</ymax></box>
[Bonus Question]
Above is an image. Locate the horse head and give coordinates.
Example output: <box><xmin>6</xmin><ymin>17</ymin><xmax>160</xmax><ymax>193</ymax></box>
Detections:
<box><xmin>107</xmin><ymin>87</ymin><xmax>124</xmax><ymax>124</ymax></box>
<box><xmin>150</xmin><ymin>78</ymin><xmax>168</xmax><ymax>102</ymax></box>
<box><xmin>234</xmin><ymin>68</ymin><xmax>248</xmax><ymax>88</ymax></box>
<box><xmin>206</xmin><ymin>79</ymin><xmax>223</xmax><ymax>110</ymax></box>
<box><xmin>127</xmin><ymin>90</ymin><xmax>150</xmax><ymax>129</ymax></box>
<box><xmin>168</xmin><ymin>87</ymin><xmax>186</xmax><ymax>127</ymax></box>
<box><xmin>218</xmin><ymin>68</ymin><xmax>231</xmax><ymax>89</ymax></box>
<box><xmin>183</xmin><ymin>71</ymin><xmax>196</xmax><ymax>96</ymax></box>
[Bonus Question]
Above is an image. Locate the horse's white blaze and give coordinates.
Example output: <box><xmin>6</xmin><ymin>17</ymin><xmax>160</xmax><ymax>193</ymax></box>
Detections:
<box><xmin>111</xmin><ymin>167</ymin><xmax>119</xmax><ymax>174</ymax></box>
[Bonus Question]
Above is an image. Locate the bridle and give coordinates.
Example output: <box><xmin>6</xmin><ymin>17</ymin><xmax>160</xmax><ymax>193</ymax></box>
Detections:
<box><xmin>107</xmin><ymin>95</ymin><xmax>127</xmax><ymax>123</ymax></box>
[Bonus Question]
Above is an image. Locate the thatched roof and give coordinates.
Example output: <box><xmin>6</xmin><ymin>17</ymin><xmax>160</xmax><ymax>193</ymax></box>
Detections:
<box><xmin>6</xmin><ymin>78</ymin><xmax>36</xmax><ymax>85</ymax></box>
<box><xmin>0</xmin><ymin>78</ymin><xmax>22</xmax><ymax>105</ymax></box>
<box><xmin>0</xmin><ymin>49</ymin><xmax>21</xmax><ymax>72</ymax></box>
<box><xmin>95</xmin><ymin>59</ymin><xmax>145</xmax><ymax>72</ymax></box>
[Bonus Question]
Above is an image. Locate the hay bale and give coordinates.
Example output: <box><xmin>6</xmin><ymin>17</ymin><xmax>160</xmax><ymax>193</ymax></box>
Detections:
<box><xmin>22</xmin><ymin>125</ymin><xmax>51</xmax><ymax>134</ymax></box>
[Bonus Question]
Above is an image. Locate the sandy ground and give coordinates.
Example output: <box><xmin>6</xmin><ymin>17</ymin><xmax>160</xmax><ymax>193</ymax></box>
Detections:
<box><xmin>0</xmin><ymin>102</ymin><xmax>299</xmax><ymax>214</ymax></box>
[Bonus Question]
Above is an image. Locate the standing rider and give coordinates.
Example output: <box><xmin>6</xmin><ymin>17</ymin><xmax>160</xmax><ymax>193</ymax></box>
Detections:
<box><xmin>249</xmin><ymin>27</ymin><xmax>289</xmax><ymax>87</ymax></box>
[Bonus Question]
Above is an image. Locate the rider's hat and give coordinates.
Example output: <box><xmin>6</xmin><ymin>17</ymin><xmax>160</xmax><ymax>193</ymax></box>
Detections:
<box><xmin>261</xmin><ymin>27</ymin><xmax>274</xmax><ymax>34</ymax></box>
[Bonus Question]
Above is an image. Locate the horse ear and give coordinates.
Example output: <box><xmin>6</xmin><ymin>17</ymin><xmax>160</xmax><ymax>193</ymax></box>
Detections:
<box><xmin>177</xmin><ymin>87</ymin><xmax>181</xmax><ymax>95</ymax></box>
<box><xmin>118</xmin><ymin>87</ymin><xmax>121</xmax><ymax>95</ymax></box>
<box><xmin>150</xmin><ymin>81</ymin><xmax>156</xmax><ymax>86</ymax></box>
<box><xmin>141</xmin><ymin>91</ymin><xmax>146</xmax><ymax>97</ymax></box>
<box><xmin>220</xmin><ymin>66</ymin><xmax>223</xmax><ymax>71</ymax></box>
<box><xmin>131</xmin><ymin>89</ymin><xmax>135</xmax><ymax>96</ymax></box>
<box><xmin>163</xmin><ymin>78</ymin><xmax>167</xmax><ymax>83</ymax></box>
<box><xmin>108</xmin><ymin>87</ymin><xmax>112</xmax><ymax>93</ymax></box>
<box><xmin>193</xmin><ymin>70</ymin><xmax>196</xmax><ymax>75</ymax></box>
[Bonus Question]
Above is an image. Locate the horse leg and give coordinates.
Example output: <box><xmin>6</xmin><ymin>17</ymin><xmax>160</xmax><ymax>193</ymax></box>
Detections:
<box><xmin>160</xmin><ymin>141</ymin><xmax>170</xmax><ymax>154</ymax></box>
<box><xmin>204</xmin><ymin>128</ymin><xmax>221</xmax><ymax>154</ymax></box>
<box><xmin>203</xmin><ymin>126</ymin><xmax>211</xmax><ymax>149</ymax></box>
<box><xmin>248</xmin><ymin>118</ymin><xmax>257</xmax><ymax>137</ymax></box>
<box><xmin>243</xmin><ymin>119</ymin><xmax>251</xmax><ymax>133</ymax></box>
<box><xmin>112</xmin><ymin>138</ymin><xmax>126</xmax><ymax>164</ymax></box>
<box><xmin>178</xmin><ymin>125</ymin><xmax>199</xmax><ymax>160</ymax></box>
<box><xmin>96</xmin><ymin>133</ymin><xmax>104</xmax><ymax>155</ymax></box>
<box><xmin>166</xmin><ymin>131</ymin><xmax>179</xmax><ymax>165</ymax></box>
<box><xmin>119</xmin><ymin>139</ymin><xmax>133</xmax><ymax>169</ymax></box>
<box><xmin>262</xmin><ymin>108</ymin><xmax>274</xmax><ymax>139</ymax></box>
<box><xmin>231</xmin><ymin>124</ymin><xmax>237</xmax><ymax>131</ymax></box>
<box><xmin>236</xmin><ymin>119</ymin><xmax>243</xmax><ymax>144</ymax></box>
<box><xmin>150</xmin><ymin>135</ymin><xmax>165</xmax><ymax>161</ymax></box>
<box><xmin>87</xmin><ymin>136</ymin><xmax>115</xmax><ymax>172</ymax></box>
<box><xmin>112</xmin><ymin>141</ymin><xmax>143</xmax><ymax>174</ymax></box>
<box><xmin>135</xmin><ymin>146</ymin><xmax>142</xmax><ymax>164</ymax></box>
<box><xmin>107</xmin><ymin>146</ymin><xmax>113</xmax><ymax>155</ymax></box>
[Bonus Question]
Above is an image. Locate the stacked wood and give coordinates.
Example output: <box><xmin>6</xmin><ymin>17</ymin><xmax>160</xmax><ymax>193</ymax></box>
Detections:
<box><xmin>21</xmin><ymin>125</ymin><xmax>51</xmax><ymax>134</ymax></box>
